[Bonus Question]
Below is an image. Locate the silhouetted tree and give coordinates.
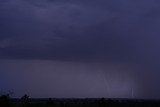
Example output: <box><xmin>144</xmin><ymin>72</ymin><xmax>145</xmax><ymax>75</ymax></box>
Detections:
<box><xmin>20</xmin><ymin>94</ymin><xmax>30</xmax><ymax>107</ymax></box>
<box><xmin>0</xmin><ymin>94</ymin><xmax>10</xmax><ymax>107</ymax></box>
<box><xmin>99</xmin><ymin>98</ymin><xmax>106</xmax><ymax>107</ymax></box>
<box><xmin>46</xmin><ymin>98</ymin><xmax>56</xmax><ymax>106</ymax></box>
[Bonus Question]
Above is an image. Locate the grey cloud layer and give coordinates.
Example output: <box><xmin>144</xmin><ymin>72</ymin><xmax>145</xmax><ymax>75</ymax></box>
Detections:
<box><xmin>0</xmin><ymin>0</ymin><xmax>160</xmax><ymax>62</ymax></box>
<box><xmin>0</xmin><ymin>0</ymin><xmax>114</xmax><ymax>60</ymax></box>
<box><xmin>0</xmin><ymin>0</ymin><xmax>160</xmax><ymax>65</ymax></box>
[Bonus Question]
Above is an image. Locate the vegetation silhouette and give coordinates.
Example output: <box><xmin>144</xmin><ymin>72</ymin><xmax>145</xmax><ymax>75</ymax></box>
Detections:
<box><xmin>0</xmin><ymin>94</ymin><xmax>11</xmax><ymax>107</ymax></box>
<box><xmin>0</xmin><ymin>93</ymin><xmax>160</xmax><ymax>107</ymax></box>
<box><xmin>46</xmin><ymin>98</ymin><xmax>56</xmax><ymax>106</ymax></box>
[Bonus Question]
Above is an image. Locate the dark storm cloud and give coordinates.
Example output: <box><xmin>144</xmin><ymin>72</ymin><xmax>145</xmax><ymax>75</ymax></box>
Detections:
<box><xmin>0</xmin><ymin>0</ymin><xmax>143</xmax><ymax>61</ymax></box>
<box><xmin>0</xmin><ymin>0</ymin><xmax>113</xmax><ymax>60</ymax></box>
<box><xmin>0</xmin><ymin>0</ymin><xmax>159</xmax><ymax>62</ymax></box>
<box><xmin>1</xmin><ymin>0</ymin><xmax>160</xmax><ymax>98</ymax></box>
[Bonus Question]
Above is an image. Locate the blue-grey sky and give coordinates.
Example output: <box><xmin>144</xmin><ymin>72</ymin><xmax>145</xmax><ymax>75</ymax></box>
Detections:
<box><xmin>0</xmin><ymin>0</ymin><xmax>160</xmax><ymax>99</ymax></box>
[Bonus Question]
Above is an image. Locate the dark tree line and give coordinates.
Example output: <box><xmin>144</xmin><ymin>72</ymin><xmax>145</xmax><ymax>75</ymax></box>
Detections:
<box><xmin>1</xmin><ymin>94</ymin><xmax>160</xmax><ymax>107</ymax></box>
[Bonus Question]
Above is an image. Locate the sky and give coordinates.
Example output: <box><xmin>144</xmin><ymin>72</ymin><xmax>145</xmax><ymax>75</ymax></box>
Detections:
<box><xmin>0</xmin><ymin>0</ymin><xmax>160</xmax><ymax>99</ymax></box>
